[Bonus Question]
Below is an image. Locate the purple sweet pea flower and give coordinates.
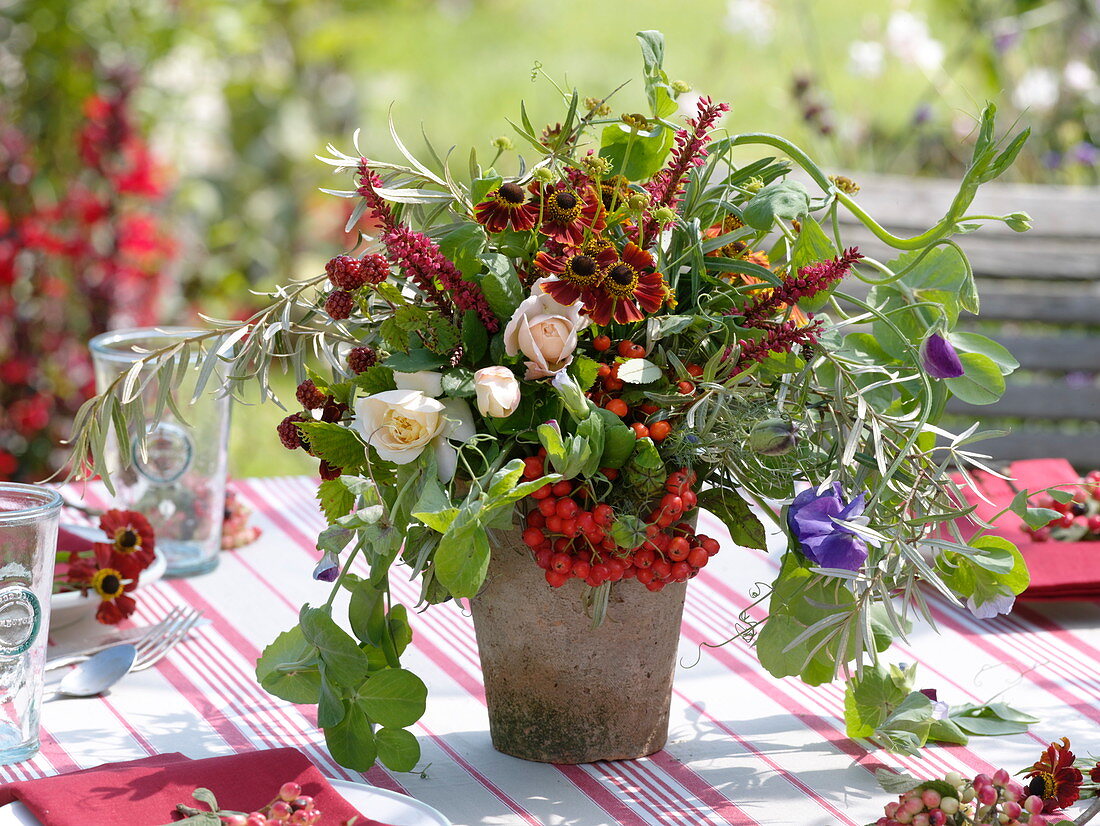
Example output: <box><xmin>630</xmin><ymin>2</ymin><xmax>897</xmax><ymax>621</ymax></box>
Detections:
<box><xmin>920</xmin><ymin>333</ymin><xmax>965</xmax><ymax>379</ymax></box>
<box><xmin>313</xmin><ymin>551</ymin><xmax>340</xmax><ymax>582</ymax></box>
<box><xmin>786</xmin><ymin>482</ymin><xmax>870</xmax><ymax>571</ymax></box>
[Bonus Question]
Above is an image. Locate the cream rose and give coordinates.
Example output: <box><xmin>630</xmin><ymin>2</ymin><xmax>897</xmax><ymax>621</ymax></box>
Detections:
<box><xmin>394</xmin><ymin>370</ymin><xmax>444</xmax><ymax>397</ymax></box>
<box><xmin>503</xmin><ymin>291</ymin><xmax>589</xmax><ymax>380</ymax></box>
<box><xmin>353</xmin><ymin>389</ymin><xmax>448</xmax><ymax>465</ymax></box>
<box><xmin>474</xmin><ymin>366</ymin><xmax>521</xmax><ymax>418</ymax></box>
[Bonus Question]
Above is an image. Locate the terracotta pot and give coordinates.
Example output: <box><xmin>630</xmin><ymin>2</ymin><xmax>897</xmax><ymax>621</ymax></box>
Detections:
<box><xmin>469</xmin><ymin>526</ymin><xmax>687</xmax><ymax>764</ymax></box>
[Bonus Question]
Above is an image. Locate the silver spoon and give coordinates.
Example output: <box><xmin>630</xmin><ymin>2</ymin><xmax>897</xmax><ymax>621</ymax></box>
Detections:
<box><xmin>43</xmin><ymin>644</ymin><xmax>138</xmax><ymax>702</ymax></box>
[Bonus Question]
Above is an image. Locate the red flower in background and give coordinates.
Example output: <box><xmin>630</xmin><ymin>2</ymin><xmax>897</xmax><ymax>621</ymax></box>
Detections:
<box><xmin>66</xmin><ymin>543</ymin><xmax>139</xmax><ymax>625</ymax></box>
<box><xmin>0</xmin><ymin>77</ymin><xmax>174</xmax><ymax>482</ymax></box>
<box><xmin>99</xmin><ymin>509</ymin><xmax>156</xmax><ymax>579</ymax></box>
<box><xmin>1023</xmin><ymin>738</ymin><xmax>1083</xmax><ymax>812</ymax></box>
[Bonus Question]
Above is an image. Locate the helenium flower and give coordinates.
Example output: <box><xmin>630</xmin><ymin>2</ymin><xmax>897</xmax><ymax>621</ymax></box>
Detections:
<box><xmin>786</xmin><ymin>482</ymin><xmax>870</xmax><ymax>571</ymax></box>
<box><xmin>920</xmin><ymin>333</ymin><xmax>965</xmax><ymax>379</ymax></box>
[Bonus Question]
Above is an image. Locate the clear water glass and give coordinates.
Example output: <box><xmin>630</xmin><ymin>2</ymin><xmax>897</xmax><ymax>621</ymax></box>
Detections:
<box><xmin>90</xmin><ymin>328</ymin><xmax>231</xmax><ymax>577</ymax></box>
<box><xmin>0</xmin><ymin>483</ymin><xmax>62</xmax><ymax>764</ymax></box>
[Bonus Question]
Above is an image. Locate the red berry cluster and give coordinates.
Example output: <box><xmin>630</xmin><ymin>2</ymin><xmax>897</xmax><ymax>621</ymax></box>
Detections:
<box><xmin>1026</xmin><ymin>469</ymin><xmax>1100</xmax><ymax>542</ymax></box>
<box><xmin>346</xmin><ymin>346</ymin><xmax>377</xmax><ymax>373</ymax></box>
<box><xmin>520</xmin><ymin>455</ymin><xmax>719</xmax><ymax>591</ymax></box>
<box><xmin>586</xmin><ymin>336</ymin><xmax>703</xmax><ymax>443</ymax></box>
<box><xmin>277</xmin><ymin>381</ymin><xmax>348</xmax><ymax>479</ymax></box>
<box><xmin>220</xmin><ymin>781</ymin><xmax>329</xmax><ymax>825</ymax></box>
<box><xmin>324</xmin><ymin>252</ymin><xmax>390</xmax><ymax>292</ymax></box>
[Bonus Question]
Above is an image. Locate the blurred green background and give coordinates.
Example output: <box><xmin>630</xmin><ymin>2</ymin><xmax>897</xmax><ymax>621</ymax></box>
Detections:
<box><xmin>1</xmin><ymin>0</ymin><xmax>1096</xmax><ymax>480</ymax></box>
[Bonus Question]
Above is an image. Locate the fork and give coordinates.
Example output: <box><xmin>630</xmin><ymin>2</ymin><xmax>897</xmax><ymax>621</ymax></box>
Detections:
<box><xmin>46</xmin><ymin>607</ymin><xmax>203</xmax><ymax>671</ymax></box>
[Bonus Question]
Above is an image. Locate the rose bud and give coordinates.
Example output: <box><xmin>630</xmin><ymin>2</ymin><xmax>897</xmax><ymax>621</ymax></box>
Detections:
<box><xmin>474</xmin><ymin>366</ymin><xmax>521</xmax><ymax>418</ymax></box>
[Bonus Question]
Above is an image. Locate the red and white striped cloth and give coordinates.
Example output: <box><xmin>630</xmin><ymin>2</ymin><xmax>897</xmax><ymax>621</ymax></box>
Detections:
<box><xmin>11</xmin><ymin>477</ymin><xmax>1099</xmax><ymax>826</ymax></box>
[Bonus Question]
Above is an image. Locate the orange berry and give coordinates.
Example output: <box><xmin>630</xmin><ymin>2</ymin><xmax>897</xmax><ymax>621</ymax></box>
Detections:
<box><xmin>601</xmin><ymin>467</ymin><xmax>620</xmax><ymax>480</ymax></box>
<box><xmin>605</xmin><ymin>398</ymin><xmax>629</xmax><ymax>417</ymax></box>
<box><xmin>639</xmin><ymin>402</ymin><xmax>660</xmax><ymax>416</ymax></box>
<box><xmin>677</xmin><ymin>380</ymin><xmax>695</xmax><ymax>394</ymax></box>
<box><xmin>603</xmin><ymin>378</ymin><xmax>624</xmax><ymax>391</ymax></box>
<box><xmin>597</xmin><ymin>363</ymin><xmax>612</xmax><ymax>378</ymax></box>
<box><xmin>626</xmin><ymin>343</ymin><xmax>646</xmax><ymax>359</ymax></box>
<box><xmin>649</xmin><ymin>420</ymin><xmax>671</xmax><ymax>441</ymax></box>
<box><xmin>686</xmin><ymin>364</ymin><xmax>703</xmax><ymax>377</ymax></box>
<box><xmin>617</xmin><ymin>340</ymin><xmax>635</xmax><ymax>357</ymax></box>
<box><xmin>630</xmin><ymin>422</ymin><xmax>650</xmax><ymax>439</ymax></box>
<box><xmin>593</xmin><ymin>335</ymin><xmax>612</xmax><ymax>352</ymax></box>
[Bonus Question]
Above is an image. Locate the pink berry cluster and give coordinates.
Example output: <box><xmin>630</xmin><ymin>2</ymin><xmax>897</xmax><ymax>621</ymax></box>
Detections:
<box><xmin>1027</xmin><ymin>470</ymin><xmax>1100</xmax><ymax>542</ymax></box>
<box><xmin>221</xmin><ymin>782</ymin><xmax>325</xmax><ymax>826</ymax></box>
<box><xmin>876</xmin><ymin>770</ymin><xmax>1056</xmax><ymax>826</ymax></box>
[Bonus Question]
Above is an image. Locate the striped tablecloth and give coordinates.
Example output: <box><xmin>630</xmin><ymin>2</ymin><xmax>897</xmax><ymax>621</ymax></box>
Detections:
<box><xmin>7</xmin><ymin>476</ymin><xmax>1099</xmax><ymax>826</ymax></box>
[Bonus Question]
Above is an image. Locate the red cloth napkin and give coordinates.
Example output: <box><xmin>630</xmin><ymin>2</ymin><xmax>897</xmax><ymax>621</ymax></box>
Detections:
<box><xmin>956</xmin><ymin>458</ymin><xmax>1100</xmax><ymax>601</ymax></box>
<box><xmin>0</xmin><ymin>748</ymin><xmax>390</xmax><ymax>825</ymax></box>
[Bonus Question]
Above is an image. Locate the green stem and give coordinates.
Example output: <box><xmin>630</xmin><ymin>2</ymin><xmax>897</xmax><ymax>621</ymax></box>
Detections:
<box><xmin>724</xmin><ymin>132</ymin><xmax>960</xmax><ymax>250</ymax></box>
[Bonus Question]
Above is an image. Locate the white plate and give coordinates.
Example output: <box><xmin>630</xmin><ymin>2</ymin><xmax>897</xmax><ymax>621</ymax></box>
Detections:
<box><xmin>2</xmin><ymin>777</ymin><xmax>451</xmax><ymax>826</ymax></box>
<box><xmin>49</xmin><ymin>524</ymin><xmax>168</xmax><ymax>630</ymax></box>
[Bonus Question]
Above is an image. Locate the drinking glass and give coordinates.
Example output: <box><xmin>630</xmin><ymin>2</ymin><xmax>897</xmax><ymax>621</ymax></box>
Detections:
<box><xmin>0</xmin><ymin>483</ymin><xmax>62</xmax><ymax>764</ymax></box>
<box><xmin>90</xmin><ymin>327</ymin><xmax>231</xmax><ymax>577</ymax></box>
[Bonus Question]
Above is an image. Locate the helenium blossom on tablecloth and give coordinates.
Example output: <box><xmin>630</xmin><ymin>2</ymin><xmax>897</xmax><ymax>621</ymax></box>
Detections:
<box><xmin>786</xmin><ymin>483</ymin><xmax>870</xmax><ymax>571</ymax></box>
<box><xmin>920</xmin><ymin>332</ymin><xmax>965</xmax><ymax>379</ymax></box>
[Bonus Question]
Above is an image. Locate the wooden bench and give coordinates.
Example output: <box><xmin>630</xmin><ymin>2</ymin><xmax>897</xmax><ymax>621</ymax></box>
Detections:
<box><xmin>832</xmin><ymin>173</ymin><xmax>1100</xmax><ymax>469</ymax></box>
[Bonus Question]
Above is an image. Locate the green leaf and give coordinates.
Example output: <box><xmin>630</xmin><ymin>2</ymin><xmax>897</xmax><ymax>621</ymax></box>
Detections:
<box><xmin>317</xmin><ymin>479</ymin><xmax>355</xmax><ymax>524</ymax></box>
<box><xmin>789</xmin><ymin>217</ymin><xmax>839</xmax><ymax>313</ymax></box>
<box><xmin>317</xmin><ymin>667</ymin><xmax>347</xmax><ymax>728</ymax></box>
<box><xmin>353</xmin><ymin>366</ymin><xmax>397</xmax><ymax>397</ymax></box>
<box><xmin>594</xmin><ymin>407</ymin><xmax>636</xmax><ymax>469</ymax></box>
<box><xmin>576</xmin><ymin>412</ymin><xmax>605</xmax><ymax>478</ymax></box>
<box><xmin>461</xmin><ymin>310</ymin><xmax>489</xmax><ymax>363</ymax></box>
<box><xmin>875</xmin><ymin>768</ymin><xmax>922</xmax><ymax>795</ymax></box>
<box><xmin>599</xmin><ymin>122</ymin><xmax>674</xmax><ymax>181</ymax></box>
<box><xmin>300</xmin><ymin>607</ymin><xmax>371</xmax><ymax>688</ymax></box>
<box><xmin>1009</xmin><ymin>488</ymin><xmax>1060</xmax><ymax>530</ymax></box>
<box><xmin>190</xmin><ymin>788</ymin><xmax>219</xmax><ymax>812</ymax></box>
<box><xmin>889</xmin><ymin>245</ymin><xmax>978</xmax><ymax>316</ymax></box>
<box><xmin>478</xmin><ymin>253</ymin><xmax>524</xmax><ymax>322</ymax></box>
<box><xmin>569</xmin><ymin>356</ymin><xmax>600</xmax><ymax>392</ymax></box>
<box><xmin>256</xmin><ymin>627</ymin><xmax>321</xmax><ymax>704</ymax></box>
<box><xmin>375</xmin><ymin>727</ymin><xmax>421</xmax><ymax>772</ymax></box>
<box><xmin>610</xmin><ymin>514</ymin><xmax>647</xmax><ymax>549</ymax></box>
<box><xmin>944</xmin><ymin>352</ymin><xmax>1005</xmax><ymax>405</ymax></box>
<box><xmin>437</xmin><ymin>223</ymin><xmax>487</xmax><ymax>279</ymax></box>
<box><xmin>696</xmin><ymin>488</ymin><xmax>767</xmax><ymax>550</ymax></box>
<box><xmin>348</xmin><ymin>579</ymin><xmax>386</xmax><ymax>646</ymax></box>
<box><xmin>927</xmin><ymin>717</ymin><xmax>969</xmax><ymax>745</ymax></box>
<box><xmin>357</xmin><ymin>668</ymin><xmax>428</xmax><ymax>728</ymax></box>
<box><xmin>298</xmin><ymin>422</ymin><xmax>367</xmax><ymax>471</ymax></box>
<box><xmin>948</xmin><ymin>332</ymin><xmax>1018</xmax><ymax>376</ymax></box>
<box><xmin>434</xmin><ymin>521</ymin><xmax>491</xmax><ymax>599</ymax></box>
<box><xmin>442</xmin><ymin>368</ymin><xmax>476</xmax><ymax>398</ymax></box>
<box><xmin>384</xmin><ymin>349</ymin><xmax>448</xmax><ymax>373</ymax></box>
<box><xmin>742</xmin><ymin>181</ymin><xmax>810</xmax><ymax>230</ymax></box>
<box><xmin>325</xmin><ymin>700</ymin><xmax>377</xmax><ymax>772</ymax></box>
<box><xmin>414</xmin><ymin>507</ymin><xmax>460</xmax><ymax>534</ymax></box>
<box><xmin>617</xmin><ymin>358</ymin><xmax>662</xmax><ymax>384</ymax></box>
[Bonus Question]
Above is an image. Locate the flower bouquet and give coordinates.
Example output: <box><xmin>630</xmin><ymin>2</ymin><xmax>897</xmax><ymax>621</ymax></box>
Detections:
<box><xmin>67</xmin><ymin>31</ymin><xmax>1035</xmax><ymax>770</ymax></box>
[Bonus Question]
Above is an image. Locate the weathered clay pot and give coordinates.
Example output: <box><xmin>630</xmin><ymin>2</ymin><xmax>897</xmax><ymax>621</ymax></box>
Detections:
<box><xmin>469</xmin><ymin>526</ymin><xmax>687</xmax><ymax>764</ymax></box>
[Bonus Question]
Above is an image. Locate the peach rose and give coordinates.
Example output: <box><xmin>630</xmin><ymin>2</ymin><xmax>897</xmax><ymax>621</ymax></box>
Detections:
<box><xmin>474</xmin><ymin>366</ymin><xmax>521</xmax><ymax>418</ymax></box>
<box><xmin>503</xmin><ymin>291</ymin><xmax>589</xmax><ymax>380</ymax></box>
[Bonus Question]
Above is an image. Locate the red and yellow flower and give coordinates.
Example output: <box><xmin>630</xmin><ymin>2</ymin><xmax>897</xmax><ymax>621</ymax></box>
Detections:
<box><xmin>66</xmin><ymin>542</ymin><xmax>139</xmax><ymax>625</ymax></box>
<box><xmin>100</xmin><ymin>509</ymin><xmax>155</xmax><ymax>579</ymax></box>
<box><xmin>473</xmin><ymin>182</ymin><xmax>540</xmax><ymax>232</ymax></box>
<box><xmin>534</xmin><ymin>243</ymin><xmax>617</xmax><ymax>309</ymax></box>
<box><xmin>1023</xmin><ymin>737</ymin><xmax>1083</xmax><ymax>812</ymax></box>
<box><xmin>531</xmin><ymin>182</ymin><xmax>606</xmax><ymax>246</ymax></box>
